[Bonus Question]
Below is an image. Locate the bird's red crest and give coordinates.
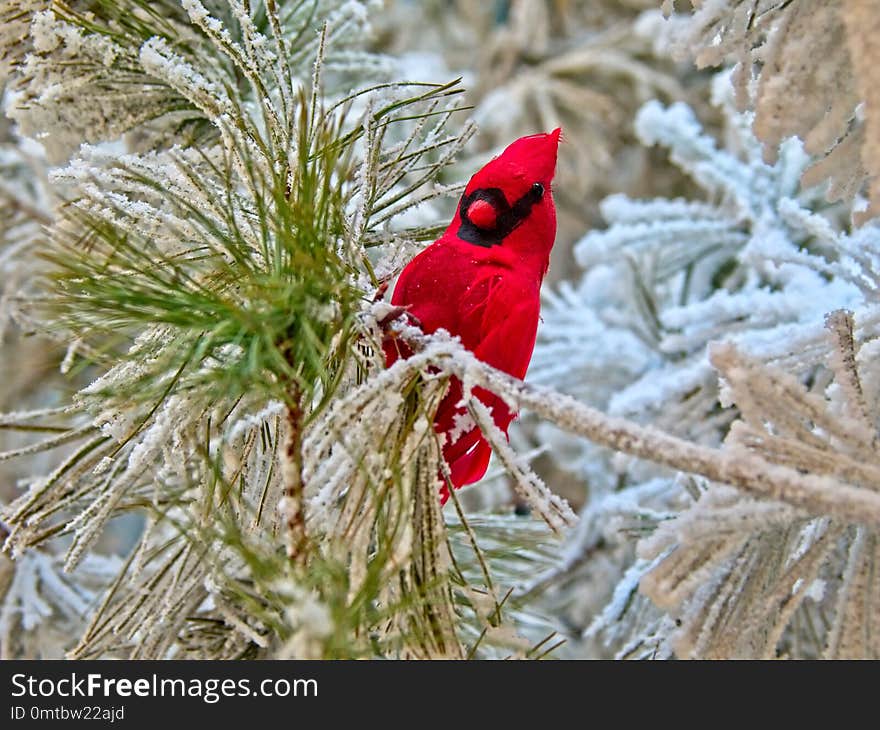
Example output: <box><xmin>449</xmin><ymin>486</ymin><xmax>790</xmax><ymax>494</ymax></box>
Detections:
<box><xmin>466</xmin><ymin>127</ymin><xmax>561</xmax><ymax>197</ymax></box>
<box><xmin>448</xmin><ymin>128</ymin><xmax>560</xmax><ymax>262</ymax></box>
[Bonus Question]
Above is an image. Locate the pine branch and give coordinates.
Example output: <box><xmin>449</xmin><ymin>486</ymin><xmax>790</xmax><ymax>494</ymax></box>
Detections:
<box><xmin>393</xmin><ymin>325</ymin><xmax>880</xmax><ymax>528</ymax></box>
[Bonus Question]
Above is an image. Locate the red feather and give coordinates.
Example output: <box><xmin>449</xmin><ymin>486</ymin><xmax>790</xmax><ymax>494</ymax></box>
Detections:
<box><xmin>384</xmin><ymin>129</ymin><xmax>561</xmax><ymax>502</ymax></box>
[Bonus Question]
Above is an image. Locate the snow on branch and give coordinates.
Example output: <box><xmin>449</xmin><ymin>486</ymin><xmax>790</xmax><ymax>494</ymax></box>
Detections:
<box><xmin>393</xmin><ymin>327</ymin><xmax>880</xmax><ymax>529</ymax></box>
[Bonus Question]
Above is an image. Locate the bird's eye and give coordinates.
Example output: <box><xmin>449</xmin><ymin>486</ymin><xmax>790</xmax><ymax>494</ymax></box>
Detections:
<box><xmin>532</xmin><ymin>182</ymin><xmax>545</xmax><ymax>197</ymax></box>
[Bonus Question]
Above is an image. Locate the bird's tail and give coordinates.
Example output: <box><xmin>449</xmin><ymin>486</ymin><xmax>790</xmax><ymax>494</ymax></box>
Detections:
<box><xmin>435</xmin><ymin>378</ymin><xmax>514</xmax><ymax>503</ymax></box>
<box><xmin>383</xmin><ymin>338</ymin><xmax>513</xmax><ymax>503</ymax></box>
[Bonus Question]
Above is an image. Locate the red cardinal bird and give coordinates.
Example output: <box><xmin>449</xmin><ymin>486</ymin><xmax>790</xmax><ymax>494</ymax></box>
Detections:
<box><xmin>385</xmin><ymin>129</ymin><xmax>561</xmax><ymax>502</ymax></box>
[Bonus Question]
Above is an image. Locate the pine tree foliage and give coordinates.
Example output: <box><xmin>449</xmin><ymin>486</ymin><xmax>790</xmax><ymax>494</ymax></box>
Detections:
<box><xmin>535</xmin><ymin>77</ymin><xmax>880</xmax><ymax>659</ymax></box>
<box><xmin>655</xmin><ymin>0</ymin><xmax>880</xmax><ymax>222</ymax></box>
<box><xmin>1</xmin><ymin>0</ymin><xmax>572</xmax><ymax>659</ymax></box>
<box><xmin>0</xmin><ymin>538</ymin><xmax>122</xmax><ymax>659</ymax></box>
